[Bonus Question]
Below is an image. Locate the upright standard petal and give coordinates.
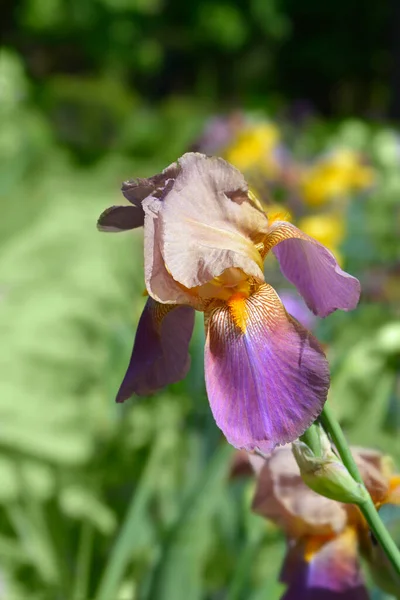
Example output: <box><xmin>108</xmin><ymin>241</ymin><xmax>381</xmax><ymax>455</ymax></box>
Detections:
<box><xmin>97</xmin><ymin>205</ymin><xmax>145</xmax><ymax>232</ymax></box>
<box><xmin>204</xmin><ymin>284</ymin><xmax>330</xmax><ymax>453</ymax></box>
<box><xmin>266</xmin><ymin>221</ymin><xmax>360</xmax><ymax>317</ymax></box>
<box><xmin>116</xmin><ymin>298</ymin><xmax>195</xmax><ymax>401</ymax></box>
<box><xmin>151</xmin><ymin>153</ymin><xmax>270</xmax><ymax>289</ymax></box>
<box><xmin>143</xmin><ymin>201</ymin><xmax>203</xmax><ymax>307</ymax></box>
<box><xmin>281</xmin><ymin>529</ymin><xmax>368</xmax><ymax>600</ymax></box>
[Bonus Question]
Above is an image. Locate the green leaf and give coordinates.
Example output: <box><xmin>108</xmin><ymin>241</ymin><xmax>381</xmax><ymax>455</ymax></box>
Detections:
<box><xmin>145</xmin><ymin>444</ymin><xmax>232</xmax><ymax>600</ymax></box>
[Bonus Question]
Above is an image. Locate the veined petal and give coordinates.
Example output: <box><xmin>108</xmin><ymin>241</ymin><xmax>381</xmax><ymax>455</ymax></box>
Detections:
<box><xmin>116</xmin><ymin>298</ymin><xmax>195</xmax><ymax>401</ymax></box>
<box><xmin>281</xmin><ymin>529</ymin><xmax>368</xmax><ymax>599</ymax></box>
<box><xmin>144</xmin><ymin>203</ymin><xmax>203</xmax><ymax>307</ymax></box>
<box><xmin>97</xmin><ymin>205</ymin><xmax>144</xmax><ymax>232</ymax></box>
<box><xmin>204</xmin><ymin>284</ymin><xmax>330</xmax><ymax>452</ymax></box>
<box><xmin>153</xmin><ymin>153</ymin><xmax>270</xmax><ymax>289</ymax></box>
<box><xmin>266</xmin><ymin>221</ymin><xmax>360</xmax><ymax>317</ymax></box>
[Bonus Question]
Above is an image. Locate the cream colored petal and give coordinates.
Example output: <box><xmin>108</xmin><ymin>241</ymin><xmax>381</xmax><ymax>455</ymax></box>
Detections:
<box><xmin>152</xmin><ymin>153</ymin><xmax>269</xmax><ymax>288</ymax></box>
<box><xmin>252</xmin><ymin>446</ymin><xmax>347</xmax><ymax>538</ymax></box>
<box><xmin>143</xmin><ymin>200</ymin><xmax>202</xmax><ymax>308</ymax></box>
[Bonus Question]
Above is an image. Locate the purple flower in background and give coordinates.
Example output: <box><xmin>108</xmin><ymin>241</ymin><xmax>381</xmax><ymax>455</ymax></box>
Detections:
<box><xmin>98</xmin><ymin>153</ymin><xmax>360</xmax><ymax>453</ymax></box>
<box><xmin>190</xmin><ymin>112</ymin><xmax>245</xmax><ymax>154</ymax></box>
<box><xmin>279</xmin><ymin>290</ymin><xmax>317</xmax><ymax>331</ymax></box>
<box><xmin>251</xmin><ymin>445</ymin><xmax>400</xmax><ymax>599</ymax></box>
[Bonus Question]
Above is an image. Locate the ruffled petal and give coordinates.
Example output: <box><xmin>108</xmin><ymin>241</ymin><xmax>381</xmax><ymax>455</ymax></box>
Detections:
<box><xmin>150</xmin><ymin>152</ymin><xmax>270</xmax><ymax>289</ymax></box>
<box><xmin>97</xmin><ymin>205</ymin><xmax>144</xmax><ymax>232</ymax></box>
<box><xmin>144</xmin><ymin>203</ymin><xmax>202</xmax><ymax>307</ymax></box>
<box><xmin>266</xmin><ymin>221</ymin><xmax>360</xmax><ymax>317</ymax></box>
<box><xmin>98</xmin><ymin>162</ymin><xmax>179</xmax><ymax>233</ymax></box>
<box><xmin>281</xmin><ymin>529</ymin><xmax>368</xmax><ymax>600</ymax></box>
<box><xmin>204</xmin><ymin>284</ymin><xmax>330</xmax><ymax>452</ymax></box>
<box><xmin>122</xmin><ymin>162</ymin><xmax>179</xmax><ymax>205</ymax></box>
<box><xmin>252</xmin><ymin>446</ymin><xmax>347</xmax><ymax>537</ymax></box>
<box><xmin>116</xmin><ymin>298</ymin><xmax>195</xmax><ymax>401</ymax></box>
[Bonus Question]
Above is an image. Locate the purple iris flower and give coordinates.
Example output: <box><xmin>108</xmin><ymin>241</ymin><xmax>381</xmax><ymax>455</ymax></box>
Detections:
<box><xmin>98</xmin><ymin>153</ymin><xmax>360</xmax><ymax>453</ymax></box>
<box><xmin>252</xmin><ymin>445</ymin><xmax>400</xmax><ymax>599</ymax></box>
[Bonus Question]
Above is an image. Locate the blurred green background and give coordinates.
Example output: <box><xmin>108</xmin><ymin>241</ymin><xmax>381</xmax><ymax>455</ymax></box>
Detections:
<box><xmin>1</xmin><ymin>1</ymin><xmax>400</xmax><ymax>598</ymax></box>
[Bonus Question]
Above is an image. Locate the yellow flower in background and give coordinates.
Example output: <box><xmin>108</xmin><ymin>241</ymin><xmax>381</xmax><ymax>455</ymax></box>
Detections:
<box><xmin>301</xmin><ymin>149</ymin><xmax>375</xmax><ymax>207</ymax></box>
<box><xmin>298</xmin><ymin>213</ymin><xmax>345</xmax><ymax>248</ymax></box>
<box><xmin>263</xmin><ymin>202</ymin><xmax>292</xmax><ymax>224</ymax></box>
<box><xmin>298</xmin><ymin>213</ymin><xmax>345</xmax><ymax>266</ymax></box>
<box><xmin>224</xmin><ymin>123</ymin><xmax>280</xmax><ymax>174</ymax></box>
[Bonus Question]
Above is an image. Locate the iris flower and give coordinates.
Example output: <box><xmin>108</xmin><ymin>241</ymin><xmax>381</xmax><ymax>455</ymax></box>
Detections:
<box><xmin>98</xmin><ymin>153</ymin><xmax>360</xmax><ymax>452</ymax></box>
<box><xmin>251</xmin><ymin>445</ymin><xmax>400</xmax><ymax>599</ymax></box>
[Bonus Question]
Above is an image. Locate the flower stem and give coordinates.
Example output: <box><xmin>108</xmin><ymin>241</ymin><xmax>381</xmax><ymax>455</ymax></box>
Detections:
<box><xmin>320</xmin><ymin>402</ymin><xmax>400</xmax><ymax>578</ymax></box>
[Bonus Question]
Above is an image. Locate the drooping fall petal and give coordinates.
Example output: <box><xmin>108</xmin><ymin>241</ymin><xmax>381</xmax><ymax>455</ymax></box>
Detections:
<box><xmin>281</xmin><ymin>529</ymin><xmax>368</xmax><ymax>600</ymax></box>
<box><xmin>204</xmin><ymin>284</ymin><xmax>330</xmax><ymax>453</ymax></box>
<box><xmin>116</xmin><ymin>298</ymin><xmax>195</xmax><ymax>401</ymax></box>
<box><xmin>146</xmin><ymin>153</ymin><xmax>270</xmax><ymax>290</ymax></box>
<box><xmin>97</xmin><ymin>205</ymin><xmax>145</xmax><ymax>232</ymax></box>
<box><xmin>265</xmin><ymin>221</ymin><xmax>360</xmax><ymax>317</ymax></box>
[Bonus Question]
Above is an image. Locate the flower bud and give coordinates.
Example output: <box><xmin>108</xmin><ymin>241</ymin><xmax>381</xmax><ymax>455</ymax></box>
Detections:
<box><xmin>292</xmin><ymin>429</ymin><xmax>368</xmax><ymax>505</ymax></box>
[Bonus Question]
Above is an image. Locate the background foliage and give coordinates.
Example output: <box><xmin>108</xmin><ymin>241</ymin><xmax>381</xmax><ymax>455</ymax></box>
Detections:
<box><xmin>1</xmin><ymin>1</ymin><xmax>400</xmax><ymax>598</ymax></box>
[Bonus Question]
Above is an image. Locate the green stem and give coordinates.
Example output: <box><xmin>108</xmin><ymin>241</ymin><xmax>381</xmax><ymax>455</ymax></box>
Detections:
<box><xmin>73</xmin><ymin>521</ymin><xmax>93</xmax><ymax>600</ymax></box>
<box><xmin>95</xmin><ymin>442</ymin><xmax>163</xmax><ymax>600</ymax></box>
<box><xmin>320</xmin><ymin>403</ymin><xmax>400</xmax><ymax>578</ymax></box>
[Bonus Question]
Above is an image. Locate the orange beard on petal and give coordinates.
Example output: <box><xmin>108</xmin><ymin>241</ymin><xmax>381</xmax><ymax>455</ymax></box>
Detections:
<box><xmin>227</xmin><ymin>292</ymin><xmax>249</xmax><ymax>334</ymax></box>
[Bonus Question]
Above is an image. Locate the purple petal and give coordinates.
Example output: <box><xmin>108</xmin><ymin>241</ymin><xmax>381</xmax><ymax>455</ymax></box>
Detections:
<box><xmin>281</xmin><ymin>531</ymin><xmax>368</xmax><ymax>600</ymax></box>
<box><xmin>116</xmin><ymin>299</ymin><xmax>195</xmax><ymax>401</ymax></box>
<box><xmin>97</xmin><ymin>205</ymin><xmax>144</xmax><ymax>232</ymax></box>
<box><xmin>204</xmin><ymin>284</ymin><xmax>329</xmax><ymax>452</ymax></box>
<box><xmin>267</xmin><ymin>221</ymin><xmax>360</xmax><ymax>317</ymax></box>
<box><xmin>122</xmin><ymin>162</ymin><xmax>180</xmax><ymax>206</ymax></box>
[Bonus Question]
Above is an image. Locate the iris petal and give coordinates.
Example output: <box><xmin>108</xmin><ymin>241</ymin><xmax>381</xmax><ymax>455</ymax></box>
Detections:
<box><xmin>116</xmin><ymin>298</ymin><xmax>195</xmax><ymax>401</ymax></box>
<box><xmin>266</xmin><ymin>221</ymin><xmax>360</xmax><ymax>317</ymax></box>
<box><xmin>122</xmin><ymin>162</ymin><xmax>180</xmax><ymax>205</ymax></box>
<box><xmin>144</xmin><ymin>205</ymin><xmax>201</xmax><ymax>306</ymax></box>
<box><xmin>252</xmin><ymin>446</ymin><xmax>347</xmax><ymax>537</ymax></box>
<box><xmin>281</xmin><ymin>530</ymin><xmax>368</xmax><ymax>599</ymax></box>
<box><xmin>204</xmin><ymin>284</ymin><xmax>329</xmax><ymax>452</ymax></box>
<box><xmin>154</xmin><ymin>153</ymin><xmax>269</xmax><ymax>289</ymax></box>
<box><xmin>97</xmin><ymin>205</ymin><xmax>144</xmax><ymax>232</ymax></box>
